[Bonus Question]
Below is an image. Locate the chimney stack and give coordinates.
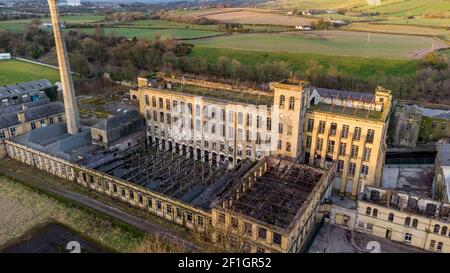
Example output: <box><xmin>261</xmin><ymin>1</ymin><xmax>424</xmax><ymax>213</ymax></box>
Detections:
<box><xmin>47</xmin><ymin>0</ymin><xmax>80</xmax><ymax>135</ymax></box>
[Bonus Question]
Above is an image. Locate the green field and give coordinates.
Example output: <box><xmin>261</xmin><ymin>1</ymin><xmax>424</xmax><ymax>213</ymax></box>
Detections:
<box><xmin>189</xmin><ymin>46</ymin><xmax>418</xmax><ymax>79</ymax></box>
<box><xmin>0</xmin><ymin>60</ymin><xmax>60</xmax><ymax>85</ymax></box>
<box><xmin>71</xmin><ymin>27</ymin><xmax>224</xmax><ymax>39</ymax></box>
<box><xmin>189</xmin><ymin>30</ymin><xmax>439</xmax><ymax>59</ymax></box>
<box><xmin>124</xmin><ymin>19</ymin><xmax>291</xmax><ymax>32</ymax></box>
<box><xmin>0</xmin><ymin>15</ymin><xmax>105</xmax><ymax>32</ymax></box>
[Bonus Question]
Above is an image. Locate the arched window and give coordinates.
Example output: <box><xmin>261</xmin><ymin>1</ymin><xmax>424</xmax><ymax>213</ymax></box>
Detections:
<box><xmin>288</xmin><ymin>96</ymin><xmax>295</xmax><ymax>110</ymax></box>
<box><xmin>388</xmin><ymin>213</ymin><xmax>394</xmax><ymax>222</ymax></box>
<box><xmin>441</xmin><ymin>226</ymin><xmax>448</xmax><ymax>236</ymax></box>
<box><xmin>412</xmin><ymin>219</ymin><xmax>418</xmax><ymax>228</ymax></box>
<box><xmin>279</xmin><ymin>95</ymin><xmax>285</xmax><ymax>108</ymax></box>
<box><xmin>366</xmin><ymin>207</ymin><xmax>371</xmax><ymax>215</ymax></box>
<box><xmin>372</xmin><ymin>209</ymin><xmax>378</xmax><ymax>218</ymax></box>
<box><xmin>405</xmin><ymin>217</ymin><xmax>411</xmax><ymax>226</ymax></box>
<box><xmin>434</xmin><ymin>224</ymin><xmax>440</xmax><ymax>234</ymax></box>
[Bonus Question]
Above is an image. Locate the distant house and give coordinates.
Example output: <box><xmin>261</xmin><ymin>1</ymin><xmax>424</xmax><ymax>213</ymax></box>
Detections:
<box><xmin>295</xmin><ymin>25</ymin><xmax>312</xmax><ymax>31</ymax></box>
<box><xmin>0</xmin><ymin>53</ymin><xmax>11</xmax><ymax>60</ymax></box>
<box><xmin>41</xmin><ymin>23</ymin><xmax>65</xmax><ymax>29</ymax></box>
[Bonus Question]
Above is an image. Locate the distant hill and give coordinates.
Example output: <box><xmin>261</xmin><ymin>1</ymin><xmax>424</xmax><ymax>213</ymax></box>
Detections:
<box><xmin>263</xmin><ymin>0</ymin><xmax>450</xmax><ymax>17</ymax></box>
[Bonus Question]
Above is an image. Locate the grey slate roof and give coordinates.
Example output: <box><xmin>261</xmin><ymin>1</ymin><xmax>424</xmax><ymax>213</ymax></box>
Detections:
<box><xmin>92</xmin><ymin>110</ymin><xmax>140</xmax><ymax>132</ymax></box>
<box><xmin>0</xmin><ymin>79</ymin><xmax>53</xmax><ymax>99</ymax></box>
<box><xmin>0</xmin><ymin>101</ymin><xmax>64</xmax><ymax>129</ymax></box>
<box><xmin>12</xmin><ymin>123</ymin><xmax>96</xmax><ymax>162</ymax></box>
<box><xmin>316</xmin><ymin>87</ymin><xmax>375</xmax><ymax>102</ymax></box>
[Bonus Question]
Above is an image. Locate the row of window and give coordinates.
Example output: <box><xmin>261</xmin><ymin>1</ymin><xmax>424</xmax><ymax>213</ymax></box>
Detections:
<box><xmin>217</xmin><ymin>212</ymin><xmax>282</xmax><ymax>246</ymax></box>
<box><xmin>148</xmin><ymin>109</ymin><xmax>274</xmax><ymax>132</ymax></box>
<box><xmin>366</xmin><ymin>207</ymin><xmax>450</xmax><ymax>237</ymax></box>
<box><xmin>337</xmin><ymin>160</ymin><xmax>369</xmax><ymax>176</ymax></box>
<box><xmin>430</xmin><ymin>121</ymin><xmax>448</xmax><ymax>132</ymax></box>
<box><xmin>307</xmin><ymin>137</ymin><xmax>372</xmax><ymax>160</ymax></box>
<box><xmin>279</xmin><ymin>95</ymin><xmax>296</xmax><ymax>110</ymax></box>
<box><xmin>307</xmin><ymin>119</ymin><xmax>375</xmax><ymax>143</ymax></box>
<box><xmin>0</xmin><ymin>115</ymin><xmax>63</xmax><ymax>140</ymax></box>
<box><xmin>80</xmin><ymin>172</ymin><xmax>205</xmax><ymax>227</ymax></box>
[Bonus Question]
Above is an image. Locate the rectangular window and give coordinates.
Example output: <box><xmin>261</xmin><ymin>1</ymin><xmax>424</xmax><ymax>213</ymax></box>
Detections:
<box><xmin>307</xmin><ymin>119</ymin><xmax>314</xmax><ymax>132</ymax></box>
<box><xmin>327</xmin><ymin>140</ymin><xmax>335</xmax><ymax>154</ymax></box>
<box><xmin>224</xmin><ymin>110</ymin><xmax>232</xmax><ymax>124</ymax></box>
<box><xmin>353</xmin><ymin>127</ymin><xmax>362</xmax><ymax>141</ymax></box>
<box><xmin>278</xmin><ymin>123</ymin><xmax>283</xmax><ymax>134</ymax></box>
<box><xmin>361</xmin><ymin>165</ymin><xmax>369</xmax><ymax>176</ymax></box>
<box><xmin>158</xmin><ymin>98</ymin><xmax>163</xmax><ymax>109</ymax></box>
<box><xmin>156</xmin><ymin>200</ymin><xmax>162</xmax><ymax>210</ymax></box>
<box><xmin>166</xmin><ymin>99</ymin><xmax>171</xmax><ymax>110</ymax></box>
<box><xmin>145</xmin><ymin>95</ymin><xmax>150</xmax><ymax>106</ymax></box>
<box><xmin>31</xmin><ymin>122</ymin><xmax>36</xmax><ymax>130</ymax></box>
<box><xmin>431</xmin><ymin>121</ymin><xmax>437</xmax><ymax>129</ymax></box>
<box><xmin>337</xmin><ymin>160</ymin><xmax>344</xmax><ymax>174</ymax></box>
<box><xmin>404</xmin><ymin>233</ymin><xmax>412</xmax><ymax>243</ymax></box>
<box><xmin>218</xmin><ymin>213</ymin><xmax>225</xmax><ymax>224</ymax></box>
<box><xmin>197</xmin><ymin>216</ymin><xmax>204</xmax><ymax>227</ymax></box>
<box><xmin>231</xmin><ymin>217</ymin><xmax>239</xmax><ymax>229</ymax></box>
<box><xmin>244</xmin><ymin>222</ymin><xmax>252</xmax><ymax>235</ymax></box>
<box><xmin>363</xmin><ymin>147</ymin><xmax>372</xmax><ymax>161</ymax></box>
<box><xmin>348</xmin><ymin>162</ymin><xmax>356</xmax><ymax>176</ymax></box>
<box><xmin>273</xmin><ymin>233</ymin><xmax>282</xmax><ymax>245</ymax></box>
<box><xmin>152</xmin><ymin>96</ymin><xmax>156</xmax><ymax>107</ymax></box>
<box><xmin>258</xmin><ymin>227</ymin><xmax>267</xmax><ymax>240</ymax></box>
<box><xmin>305</xmin><ymin>136</ymin><xmax>311</xmax><ymax>148</ymax></box>
<box><xmin>329</xmin><ymin>123</ymin><xmax>337</xmax><ymax>136</ymax></box>
<box><xmin>351</xmin><ymin>145</ymin><xmax>359</xmax><ymax>159</ymax></box>
<box><xmin>341</xmin><ymin>125</ymin><xmax>349</xmax><ymax>138</ymax></box>
<box><xmin>246</xmin><ymin>114</ymin><xmax>252</xmax><ymax>127</ymax></box>
<box><xmin>166</xmin><ymin>204</ymin><xmax>172</xmax><ymax>214</ymax></box>
<box><xmin>187</xmin><ymin>212</ymin><xmax>193</xmax><ymax>223</ymax></box>
<box><xmin>366</xmin><ymin>129</ymin><xmax>375</xmax><ymax>143</ymax></box>
<box><xmin>318</xmin><ymin>121</ymin><xmax>325</xmax><ymax>134</ymax></box>
<box><xmin>366</xmin><ymin>223</ymin><xmax>373</xmax><ymax>231</ymax></box>
<box><xmin>266</xmin><ymin>117</ymin><xmax>272</xmax><ymax>131</ymax></box>
<box><xmin>339</xmin><ymin>142</ymin><xmax>346</xmax><ymax>156</ymax></box>
<box><xmin>176</xmin><ymin>208</ymin><xmax>183</xmax><ymax>218</ymax></box>
<box><xmin>238</xmin><ymin>112</ymin><xmax>243</xmax><ymax>125</ymax></box>
<box><xmin>316</xmin><ymin>138</ymin><xmax>323</xmax><ymax>152</ymax></box>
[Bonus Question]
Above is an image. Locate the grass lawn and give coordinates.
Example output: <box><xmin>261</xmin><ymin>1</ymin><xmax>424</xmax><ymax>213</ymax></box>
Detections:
<box><xmin>119</xmin><ymin>19</ymin><xmax>290</xmax><ymax>32</ymax></box>
<box><xmin>189</xmin><ymin>30</ymin><xmax>438</xmax><ymax>59</ymax></box>
<box><xmin>71</xmin><ymin>27</ymin><xmax>224</xmax><ymax>39</ymax></box>
<box><xmin>343</xmin><ymin>22</ymin><xmax>450</xmax><ymax>38</ymax></box>
<box><xmin>0</xmin><ymin>59</ymin><xmax>60</xmax><ymax>86</ymax></box>
<box><xmin>0</xmin><ymin>173</ymin><xmax>184</xmax><ymax>253</ymax></box>
<box><xmin>0</xmin><ymin>15</ymin><xmax>105</xmax><ymax>32</ymax></box>
<box><xmin>189</xmin><ymin>46</ymin><xmax>418</xmax><ymax>79</ymax></box>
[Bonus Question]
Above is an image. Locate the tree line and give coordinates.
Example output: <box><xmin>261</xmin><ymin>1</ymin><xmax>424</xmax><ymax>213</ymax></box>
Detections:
<box><xmin>0</xmin><ymin>21</ymin><xmax>448</xmax><ymax>103</ymax></box>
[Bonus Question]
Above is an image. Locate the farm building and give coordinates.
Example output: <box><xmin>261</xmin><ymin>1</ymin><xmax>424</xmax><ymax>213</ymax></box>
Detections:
<box><xmin>0</xmin><ymin>79</ymin><xmax>54</xmax><ymax>107</ymax></box>
<box><xmin>0</xmin><ymin>53</ymin><xmax>11</xmax><ymax>60</ymax></box>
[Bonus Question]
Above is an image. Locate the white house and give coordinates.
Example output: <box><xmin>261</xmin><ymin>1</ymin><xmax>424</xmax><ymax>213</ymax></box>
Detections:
<box><xmin>0</xmin><ymin>53</ymin><xmax>11</xmax><ymax>60</ymax></box>
<box><xmin>295</xmin><ymin>25</ymin><xmax>312</xmax><ymax>31</ymax></box>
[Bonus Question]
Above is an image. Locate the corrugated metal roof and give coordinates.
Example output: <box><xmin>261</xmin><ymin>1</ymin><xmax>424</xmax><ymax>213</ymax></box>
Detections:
<box><xmin>0</xmin><ymin>79</ymin><xmax>53</xmax><ymax>99</ymax></box>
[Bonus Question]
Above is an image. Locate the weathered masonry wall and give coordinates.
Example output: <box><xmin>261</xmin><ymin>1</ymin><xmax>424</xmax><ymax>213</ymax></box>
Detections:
<box><xmin>4</xmin><ymin>140</ymin><xmax>211</xmax><ymax>233</ymax></box>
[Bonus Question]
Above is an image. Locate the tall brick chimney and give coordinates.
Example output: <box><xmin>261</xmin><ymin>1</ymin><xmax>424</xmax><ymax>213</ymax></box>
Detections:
<box><xmin>47</xmin><ymin>0</ymin><xmax>80</xmax><ymax>135</ymax></box>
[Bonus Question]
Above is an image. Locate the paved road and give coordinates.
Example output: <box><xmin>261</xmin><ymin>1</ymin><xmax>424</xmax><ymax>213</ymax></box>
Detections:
<box><xmin>0</xmin><ymin>165</ymin><xmax>202</xmax><ymax>252</ymax></box>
